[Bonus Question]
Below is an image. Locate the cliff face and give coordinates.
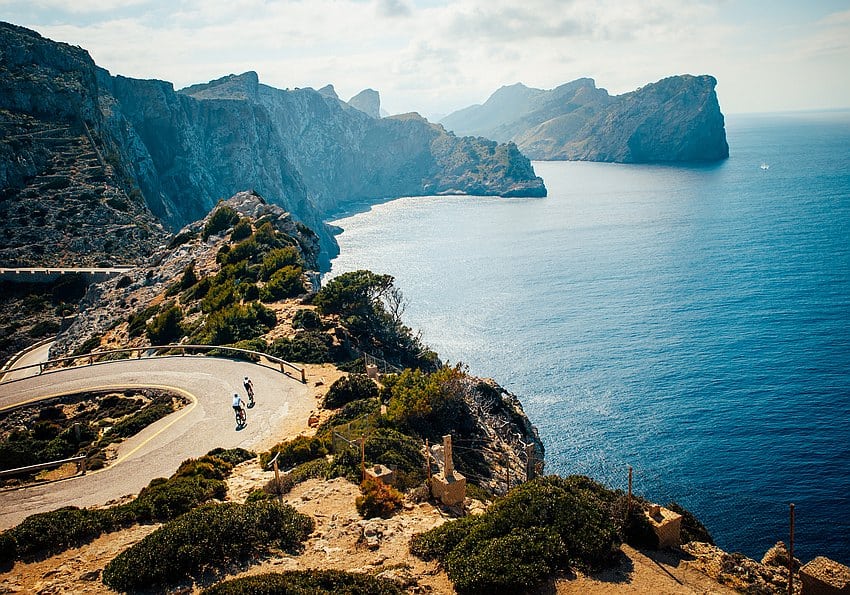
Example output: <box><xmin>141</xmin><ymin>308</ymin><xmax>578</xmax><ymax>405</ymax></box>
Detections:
<box><xmin>441</xmin><ymin>75</ymin><xmax>729</xmax><ymax>163</ymax></box>
<box><xmin>0</xmin><ymin>22</ymin><xmax>168</xmax><ymax>266</ymax></box>
<box><xmin>0</xmin><ymin>22</ymin><xmax>546</xmax><ymax>268</ymax></box>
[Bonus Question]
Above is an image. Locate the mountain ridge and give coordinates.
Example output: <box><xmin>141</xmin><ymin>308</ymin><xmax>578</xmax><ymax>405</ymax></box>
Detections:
<box><xmin>441</xmin><ymin>75</ymin><xmax>729</xmax><ymax>163</ymax></box>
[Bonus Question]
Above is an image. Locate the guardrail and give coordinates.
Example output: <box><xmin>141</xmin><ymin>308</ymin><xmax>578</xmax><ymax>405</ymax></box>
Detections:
<box><xmin>0</xmin><ymin>455</ymin><xmax>87</xmax><ymax>478</ymax></box>
<box><xmin>0</xmin><ymin>344</ymin><xmax>306</xmax><ymax>384</ymax></box>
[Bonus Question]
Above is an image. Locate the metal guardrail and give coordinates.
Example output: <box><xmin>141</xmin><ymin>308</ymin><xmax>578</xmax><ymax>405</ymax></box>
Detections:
<box><xmin>0</xmin><ymin>344</ymin><xmax>306</xmax><ymax>384</ymax></box>
<box><xmin>0</xmin><ymin>455</ymin><xmax>87</xmax><ymax>478</ymax></box>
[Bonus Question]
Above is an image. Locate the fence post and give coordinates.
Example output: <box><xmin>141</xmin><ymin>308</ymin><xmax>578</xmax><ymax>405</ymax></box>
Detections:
<box><xmin>300</xmin><ymin>368</ymin><xmax>306</xmax><ymax>384</ymax></box>
<box><xmin>526</xmin><ymin>443</ymin><xmax>536</xmax><ymax>481</ymax></box>
<box><xmin>628</xmin><ymin>466</ymin><xmax>633</xmax><ymax>516</ymax></box>
<box><xmin>425</xmin><ymin>439</ymin><xmax>431</xmax><ymax>489</ymax></box>
<box><xmin>788</xmin><ymin>503</ymin><xmax>795</xmax><ymax>595</ymax></box>
<box><xmin>360</xmin><ymin>437</ymin><xmax>366</xmax><ymax>482</ymax></box>
<box><xmin>273</xmin><ymin>458</ymin><xmax>283</xmax><ymax>503</ymax></box>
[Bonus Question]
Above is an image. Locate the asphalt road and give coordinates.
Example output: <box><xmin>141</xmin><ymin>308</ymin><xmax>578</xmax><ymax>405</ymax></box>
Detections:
<box><xmin>0</xmin><ymin>356</ymin><xmax>313</xmax><ymax>530</ymax></box>
<box><xmin>1</xmin><ymin>341</ymin><xmax>54</xmax><ymax>382</ymax></box>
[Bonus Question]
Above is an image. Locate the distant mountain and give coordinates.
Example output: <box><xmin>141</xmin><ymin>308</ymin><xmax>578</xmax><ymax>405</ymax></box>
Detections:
<box><xmin>0</xmin><ymin>22</ymin><xmax>545</xmax><ymax>267</ymax></box>
<box><xmin>347</xmin><ymin>89</ymin><xmax>381</xmax><ymax>119</ymax></box>
<box><xmin>441</xmin><ymin>75</ymin><xmax>729</xmax><ymax>163</ymax></box>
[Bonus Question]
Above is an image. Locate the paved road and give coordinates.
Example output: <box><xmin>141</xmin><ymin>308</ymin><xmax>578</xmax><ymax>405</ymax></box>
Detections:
<box><xmin>1</xmin><ymin>341</ymin><xmax>54</xmax><ymax>382</ymax></box>
<box><xmin>0</xmin><ymin>356</ymin><xmax>313</xmax><ymax>530</ymax></box>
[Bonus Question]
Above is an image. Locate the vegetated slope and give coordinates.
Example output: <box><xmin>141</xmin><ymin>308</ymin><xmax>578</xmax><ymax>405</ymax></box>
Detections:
<box><xmin>0</xmin><ymin>22</ymin><xmax>546</xmax><ymax>268</ymax></box>
<box><xmin>441</xmin><ymin>75</ymin><xmax>729</xmax><ymax>163</ymax></box>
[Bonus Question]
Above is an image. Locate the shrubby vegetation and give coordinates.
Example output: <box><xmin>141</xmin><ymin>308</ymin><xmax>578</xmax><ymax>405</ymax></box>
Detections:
<box><xmin>314</xmin><ymin>270</ymin><xmax>437</xmax><ymax>370</ymax></box>
<box><xmin>260</xmin><ymin>435</ymin><xmax>328</xmax><ymax>470</ymax></box>
<box><xmin>410</xmin><ymin>475</ymin><xmax>621</xmax><ymax>594</ymax></box>
<box><xmin>260</xmin><ymin>265</ymin><xmax>304</xmax><ymax>302</ymax></box>
<box><xmin>203</xmin><ymin>204</ymin><xmax>240</xmax><ymax>239</ymax></box>
<box><xmin>0</xmin><ymin>448</ymin><xmax>253</xmax><ymax>567</ymax></box>
<box><xmin>202</xmin><ymin>570</ymin><xmax>404</xmax><ymax>595</ymax></box>
<box><xmin>146</xmin><ymin>303</ymin><xmax>183</xmax><ymax>344</ymax></box>
<box><xmin>102</xmin><ymin>501</ymin><xmax>313</xmax><ymax>591</ymax></box>
<box><xmin>355</xmin><ymin>478</ymin><xmax>403</xmax><ymax>519</ymax></box>
<box><xmin>268</xmin><ymin>331</ymin><xmax>335</xmax><ymax>364</ymax></box>
<box><xmin>323</xmin><ymin>374</ymin><xmax>378</xmax><ymax>409</ymax></box>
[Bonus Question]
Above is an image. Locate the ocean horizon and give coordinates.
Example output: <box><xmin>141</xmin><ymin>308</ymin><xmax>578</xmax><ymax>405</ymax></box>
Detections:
<box><xmin>327</xmin><ymin>110</ymin><xmax>850</xmax><ymax>564</ymax></box>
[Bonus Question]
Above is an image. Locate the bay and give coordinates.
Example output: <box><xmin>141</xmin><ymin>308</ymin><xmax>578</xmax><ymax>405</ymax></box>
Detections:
<box><xmin>327</xmin><ymin>111</ymin><xmax>850</xmax><ymax>563</ymax></box>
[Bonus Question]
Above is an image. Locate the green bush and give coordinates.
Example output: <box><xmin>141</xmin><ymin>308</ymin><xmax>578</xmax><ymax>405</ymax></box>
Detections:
<box><xmin>206</xmin><ymin>447</ymin><xmax>256</xmax><ymax>466</ymax></box>
<box><xmin>145</xmin><ymin>304</ymin><xmax>184</xmax><ymax>344</ymax></box>
<box><xmin>102</xmin><ymin>501</ymin><xmax>314</xmax><ymax>591</ymax></box>
<box><xmin>445</xmin><ymin>526</ymin><xmax>565</xmax><ymax>595</ymax></box>
<box><xmin>260</xmin><ymin>265</ymin><xmax>304</xmax><ymax>302</ymax></box>
<box><xmin>261</xmin><ymin>436</ymin><xmax>328</xmax><ymax>469</ymax></box>
<box><xmin>260</xmin><ymin>246</ymin><xmax>301</xmax><ymax>280</ymax></box>
<box><xmin>364</xmin><ymin>428</ymin><xmax>425</xmax><ymax>487</ymax></box>
<box><xmin>129</xmin><ymin>475</ymin><xmax>226</xmax><ymax>522</ymax></box>
<box><xmin>0</xmin><ymin>531</ymin><xmax>16</xmax><ymax>568</ymax></box>
<box><xmin>6</xmin><ymin>507</ymin><xmax>119</xmax><ymax>560</ymax></box>
<box><xmin>411</xmin><ymin>475</ymin><xmax>621</xmax><ymax>593</ymax></box>
<box><xmin>383</xmin><ymin>365</ymin><xmax>472</xmax><ymax>439</ymax></box>
<box><xmin>292</xmin><ymin>308</ymin><xmax>322</xmax><ymax>330</ymax></box>
<box><xmin>269</xmin><ymin>331</ymin><xmax>335</xmax><ymax>364</ymax></box>
<box><xmin>355</xmin><ymin>478</ymin><xmax>403</xmax><ymax>519</ymax></box>
<box><xmin>203</xmin><ymin>205</ymin><xmax>239</xmax><ymax>239</ymax></box>
<box><xmin>127</xmin><ymin>304</ymin><xmax>161</xmax><ymax>338</ymax></box>
<box><xmin>221</xmin><ymin>237</ymin><xmax>262</xmax><ymax>266</ymax></box>
<box><xmin>323</xmin><ymin>374</ymin><xmax>378</xmax><ymax>409</ymax></box>
<box><xmin>199</xmin><ymin>302</ymin><xmax>277</xmax><ymax>345</ymax></box>
<box><xmin>106</xmin><ymin>401</ymin><xmax>174</xmax><ymax>439</ymax></box>
<box><xmin>202</xmin><ymin>569</ymin><xmax>404</xmax><ymax>595</ymax></box>
<box><xmin>201</xmin><ymin>278</ymin><xmax>237</xmax><ymax>313</ymax></box>
<box><xmin>231</xmin><ymin>218</ymin><xmax>253</xmax><ymax>241</ymax></box>
<box><xmin>666</xmin><ymin>501</ymin><xmax>714</xmax><ymax>545</ymax></box>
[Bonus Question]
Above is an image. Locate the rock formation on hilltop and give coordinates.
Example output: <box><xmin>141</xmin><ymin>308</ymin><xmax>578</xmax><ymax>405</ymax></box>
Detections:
<box><xmin>347</xmin><ymin>89</ymin><xmax>381</xmax><ymax>119</ymax></box>
<box><xmin>441</xmin><ymin>75</ymin><xmax>729</xmax><ymax>163</ymax></box>
<box><xmin>0</xmin><ymin>22</ymin><xmax>545</xmax><ymax>268</ymax></box>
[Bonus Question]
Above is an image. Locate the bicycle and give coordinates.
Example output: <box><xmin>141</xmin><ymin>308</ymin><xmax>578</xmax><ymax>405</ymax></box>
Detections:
<box><xmin>232</xmin><ymin>393</ymin><xmax>247</xmax><ymax>426</ymax></box>
<box><xmin>243</xmin><ymin>377</ymin><xmax>255</xmax><ymax>407</ymax></box>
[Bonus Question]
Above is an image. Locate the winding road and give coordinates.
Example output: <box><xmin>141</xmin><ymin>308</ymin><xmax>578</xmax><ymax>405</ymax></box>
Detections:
<box><xmin>0</xmin><ymin>356</ymin><xmax>313</xmax><ymax>530</ymax></box>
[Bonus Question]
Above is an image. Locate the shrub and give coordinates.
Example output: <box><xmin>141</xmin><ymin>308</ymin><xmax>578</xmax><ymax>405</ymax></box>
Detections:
<box><xmin>201</xmin><ymin>278</ymin><xmax>237</xmax><ymax>313</ymax></box>
<box><xmin>168</xmin><ymin>230</ymin><xmax>196</xmax><ymax>249</ymax></box>
<box><xmin>102</xmin><ymin>501</ymin><xmax>314</xmax><ymax>591</ymax></box>
<box><xmin>445</xmin><ymin>527</ymin><xmax>565</xmax><ymax>595</ymax></box>
<box><xmin>261</xmin><ymin>436</ymin><xmax>328</xmax><ymax>469</ymax></box>
<box><xmin>103</xmin><ymin>401</ymin><xmax>173</xmax><ymax>439</ymax></box>
<box><xmin>201</xmin><ymin>570</ymin><xmax>404</xmax><ymax>595</ymax></box>
<box><xmin>667</xmin><ymin>501</ymin><xmax>714</xmax><ymax>545</ymax></box>
<box><xmin>129</xmin><ymin>475</ymin><xmax>227</xmax><ymax>522</ymax></box>
<box><xmin>364</xmin><ymin>428</ymin><xmax>425</xmax><ymax>486</ymax></box>
<box><xmin>292</xmin><ymin>308</ymin><xmax>321</xmax><ymax>330</ymax></box>
<box><xmin>221</xmin><ymin>237</ymin><xmax>262</xmax><ymax>266</ymax></box>
<box><xmin>0</xmin><ymin>531</ymin><xmax>16</xmax><ymax>568</ymax></box>
<box><xmin>383</xmin><ymin>365</ymin><xmax>470</xmax><ymax>439</ymax></box>
<box><xmin>355</xmin><ymin>478</ymin><xmax>403</xmax><ymax>519</ymax></box>
<box><xmin>324</xmin><ymin>374</ymin><xmax>378</xmax><ymax>409</ymax></box>
<box><xmin>146</xmin><ymin>304</ymin><xmax>183</xmax><ymax>344</ymax></box>
<box><xmin>199</xmin><ymin>302</ymin><xmax>277</xmax><ymax>345</ymax></box>
<box><xmin>203</xmin><ymin>205</ymin><xmax>239</xmax><ymax>239</ymax></box>
<box><xmin>6</xmin><ymin>507</ymin><xmax>118</xmax><ymax>560</ymax></box>
<box><xmin>231</xmin><ymin>218</ymin><xmax>253</xmax><ymax>241</ymax></box>
<box><xmin>260</xmin><ymin>247</ymin><xmax>301</xmax><ymax>280</ymax></box>
<box><xmin>260</xmin><ymin>265</ymin><xmax>304</xmax><ymax>302</ymax></box>
<box><xmin>269</xmin><ymin>331</ymin><xmax>334</xmax><ymax>364</ymax></box>
<box><xmin>411</xmin><ymin>475</ymin><xmax>621</xmax><ymax>593</ymax></box>
<box><xmin>206</xmin><ymin>447</ymin><xmax>255</xmax><ymax>466</ymax></box>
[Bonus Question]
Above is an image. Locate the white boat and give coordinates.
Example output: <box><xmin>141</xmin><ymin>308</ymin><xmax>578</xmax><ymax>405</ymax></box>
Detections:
<box><xmin>760</xmin><ymin>163</ymin><xmax>770</xmax><ymax>170</ymax></box>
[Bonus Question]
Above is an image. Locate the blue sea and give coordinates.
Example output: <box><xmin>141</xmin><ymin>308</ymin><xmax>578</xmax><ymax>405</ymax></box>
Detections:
<box><xmin>327</xmin><ymin>111</ymin><xmax>850</xmax><ymax>563</ymax></box>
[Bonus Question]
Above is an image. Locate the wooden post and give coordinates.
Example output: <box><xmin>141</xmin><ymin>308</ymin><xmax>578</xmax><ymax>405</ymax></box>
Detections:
<box><xmin>504</xmin><ymin>454</ymin><xmax>510</xmax><ymax>493</ymax></box>
<box><xmin>425</xmin><ymin>439</ymin><xmax>431</xmax><ymax>482</ymax></box>
<box><xmin>360</xmin><ymin>437</ymin><xmax>366</xmax><ymax>482</ymax></box>
<box><xmin>300</xmin><ymin>368</ymin><xmax>306</xmax><ymax>384</ymax></box>
<box><xmin>526</xmin><ymin>443</ymin><xmax>535</xmax><ymax>481</ymax></box>
<box><xmin>443</xmin><ymin>435</ymin><xmax>453</xmax><ymax>477</ymax></box>
<box><xmin>273</xmin><ymin>458</ymin><xmax>283</xmax><ymax>503</ymax></box>
<box><xmin>79</xmin><ymin>457</ymin><xmax>86</xmax><ymax>475</ymax></box>
<box><xmin>788</xmin><ymin>503</ymin><xmax>795</xmax><ymax>595</ymax></box>
<box><xmin>628</xmin><ymin>466</ymin><xmax>633</xmax><ymax>516</ymax></box>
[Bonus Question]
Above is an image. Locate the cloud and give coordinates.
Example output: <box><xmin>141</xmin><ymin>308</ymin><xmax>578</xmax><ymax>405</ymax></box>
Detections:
<box><xmin>376</xmin><ymin>0</ymin><xmax>413</xmax><ymax>18</ymax></box>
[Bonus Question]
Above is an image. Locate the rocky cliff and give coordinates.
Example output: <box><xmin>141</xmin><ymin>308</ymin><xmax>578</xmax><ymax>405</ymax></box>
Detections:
<box><xmin>0</xmin><ymin>22</ymin><xmax>546</xmax><ymax>268</ymax></box>
<box><xmin>441</xmin><ymin>75</ymin><xmax>729</xmax><ymax>163</ymax></box>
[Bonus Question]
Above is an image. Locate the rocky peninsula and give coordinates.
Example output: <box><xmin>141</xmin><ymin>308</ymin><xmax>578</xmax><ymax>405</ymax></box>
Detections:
<box><xmin>441</xmin><ymin>75</ymin><xmax>730</xmax><ymax>163</ymax></box>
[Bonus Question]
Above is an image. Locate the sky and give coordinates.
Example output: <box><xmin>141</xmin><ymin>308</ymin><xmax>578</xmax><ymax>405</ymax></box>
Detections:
<box><xmin>2</xmin><ymin>0</ymin><xmax>849</xmax><ymax>119</ymax></box>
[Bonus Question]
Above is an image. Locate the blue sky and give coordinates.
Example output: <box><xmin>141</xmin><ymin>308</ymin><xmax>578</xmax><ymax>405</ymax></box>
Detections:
<box><xmin>2</xmin><ymin>0</ymin><xmax>849</xmax><ymax>118</ymax></box>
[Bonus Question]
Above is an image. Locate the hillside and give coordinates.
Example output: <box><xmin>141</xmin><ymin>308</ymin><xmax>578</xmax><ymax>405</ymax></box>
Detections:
<box><xmin>0</xmin><ymin>22</ymin><xmax>546</xmax><ymax>268</ymax></box>
<box><xmin>440</xmin><ymin>75</ymin><xmax>729</xmax><ymax>163</ymax></box>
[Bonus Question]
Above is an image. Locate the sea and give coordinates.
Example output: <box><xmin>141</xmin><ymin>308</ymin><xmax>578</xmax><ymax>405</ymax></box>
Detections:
<box><xmin>326</xmin><ymin>111</ymin><xmax>850</xmax><ymax>564</ymax></box>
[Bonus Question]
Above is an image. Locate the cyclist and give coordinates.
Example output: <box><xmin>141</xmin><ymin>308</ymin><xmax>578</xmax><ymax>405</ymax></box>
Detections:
<box><xmin>243</xmin><ymin>376</ymin><xmax>255</xmax><ymax>407</ymax></box>
<box><xmin>232</xmin><ymin>393</ymin><xmax>246</xmax><ymax>425</ymax></box>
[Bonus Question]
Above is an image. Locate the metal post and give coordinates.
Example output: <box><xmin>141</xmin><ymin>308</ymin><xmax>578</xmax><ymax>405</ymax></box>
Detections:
<box><xmin>788</xmin><ymin>503</ymin><xmax>795</xmax><ymax>595</ymax></box>
<box><xmin>628</xmin><ymin>466</ymin><xmax>633</xmax><ymax>516</ymax></box>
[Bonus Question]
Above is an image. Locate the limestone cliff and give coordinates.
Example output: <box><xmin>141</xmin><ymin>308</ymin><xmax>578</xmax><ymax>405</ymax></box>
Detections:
<box><xmin>441</xmin><ymin>75</ymin><xmax>729</xmax><ymax>163</ymax></box>
<box><xmin>0</xmin><ymin>22</ymin><xmax>546</xmax><ymax>268</ymax></box>
<box><xmin>347</xmin><ymin>89</ymin><xmax>381</xmax><ymax>119</ymax></box>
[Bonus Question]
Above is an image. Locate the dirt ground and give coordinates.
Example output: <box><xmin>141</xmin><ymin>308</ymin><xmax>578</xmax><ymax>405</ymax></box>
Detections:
<box><xmin>0</xmin><ymin>457</ymin><xmax>742</xmax><ymax>594</ymax></box>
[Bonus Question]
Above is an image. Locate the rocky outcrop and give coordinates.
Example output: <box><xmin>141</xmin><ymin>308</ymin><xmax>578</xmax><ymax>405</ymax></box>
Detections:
<box><xmin>0</xmin><ymin>22</ymin><xmax>546</xmax><ymax>269</ymax></box>
<box><xmin>0</xmin><ymin>22</ymin><xmax>167</xmax><ymax>266</ymax></box>
<box><xmin>441</xmin><ymin>75</ymin><xmax>729</xmax><ymax>163</ymax></box>
<box><xmin>348</xmin><ymin>89</ymin><xmax>381</xmax><ymax>119</ymax></box>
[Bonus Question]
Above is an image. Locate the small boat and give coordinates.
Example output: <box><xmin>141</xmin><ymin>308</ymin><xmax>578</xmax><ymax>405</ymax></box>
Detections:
<box><xmin>760</xmin><ymin>163</ymin><xmax>770</xmax><ymax>170</ymax></box>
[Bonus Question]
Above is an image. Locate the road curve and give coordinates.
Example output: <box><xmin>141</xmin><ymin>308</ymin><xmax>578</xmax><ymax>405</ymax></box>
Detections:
<box><xmin>0</xmin><ymin>356</ymin><xmax>313</xmax><ymax>530</ymax></box>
